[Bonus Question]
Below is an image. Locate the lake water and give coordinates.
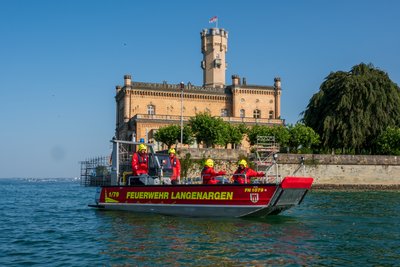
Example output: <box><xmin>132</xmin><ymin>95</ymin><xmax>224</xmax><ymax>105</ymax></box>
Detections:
<box><xmin>1</xmin><ymin>178</ymin><xmax>399</xmax><ymax>266</ymax></box>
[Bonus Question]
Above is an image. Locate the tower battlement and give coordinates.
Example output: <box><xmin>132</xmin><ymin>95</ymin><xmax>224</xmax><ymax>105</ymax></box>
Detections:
<box><xmin>201</xmin><ymin>28</ymin><xmax>228</xmax><ymax>38</ymax></box>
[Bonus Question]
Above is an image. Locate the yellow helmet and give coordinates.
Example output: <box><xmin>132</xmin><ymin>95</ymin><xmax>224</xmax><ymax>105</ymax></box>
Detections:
<box><xmin>205</xmin><ymin>159</ymin><xmax>214</xmax><ymax>167</ymax></box>
<box><xmin>138</xmin><ymin>144</ymin><xmax>147</xmax><ymax>152</ymax></box>
<box><xmin>238</xmin><ymin>159</ymin><xmax>247</xmax><ymax>167</ymax></box>
<box><xmin>168</xmin><ymin>148</ymin><xmax>176</xmax><ymax>154</ymax></box>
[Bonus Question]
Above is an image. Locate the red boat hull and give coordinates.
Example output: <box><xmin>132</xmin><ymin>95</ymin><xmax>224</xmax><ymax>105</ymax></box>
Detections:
<box><xmin>91</xmin><ymin>177</ymin><xmax>313</xmax><ymax>217</ymax></box>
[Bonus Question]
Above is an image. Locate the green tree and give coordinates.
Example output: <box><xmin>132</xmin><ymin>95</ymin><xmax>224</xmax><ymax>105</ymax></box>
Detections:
<box><xmin>236</xmin><ymin>123</ymin><xmax>249</xmax><ymax>136</ymax></box>
<box><xmin>154</xmin><ymin>124</ymin><xmax>193</xmax><ymax>148</ymax></box>
<box><xmin>180</xmin><ymin>153</ymin><xmax>193</xmax><ymax>180</ymax></box>
<box><xmin>189</xmin><ymin>112</ymin><xmax>228</xmax><ymax>147</ymax></box>
<box><xmin>302</xmin><ymin>63</ymin><xmax>400</xmax><ymax>154</ymax></box>
<box><xmin>247</xmin><ymin>125</ymin><xmax>290</xmax><ymax>148</ymax></box>
<box><xmin>376</xmin><ymin>127</ymin><xmax>400</xmax><ymax>155</ymax></box>
<box><xmin>225</xmin><ymin>124</ymin><xmax>247</xmax><ymax>148</ymax></box>
<box><xmin>287</xmin><ymin>123</ymin><xmax>320</xmax><ymax>153</ymax></box>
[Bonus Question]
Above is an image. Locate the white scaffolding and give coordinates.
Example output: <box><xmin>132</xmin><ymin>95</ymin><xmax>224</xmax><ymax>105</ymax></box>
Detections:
<box><xmin>252</xmin><ymin>136</ymin><xmax>281</xmax><ymax>183</ymax></box>
<box><xmin>254</xmin><ymin>136</ymin><xmax>279</xmax><ymax>169</ymax></box>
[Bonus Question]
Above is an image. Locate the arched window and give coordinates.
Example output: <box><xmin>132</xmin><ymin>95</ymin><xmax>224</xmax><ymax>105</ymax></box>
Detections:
<box><xmin>269</xmin><ymin>110</ymin><xmax>274</xmax><ymax>119</ymax></box>
<box><xmin>147</xmin><ymin>105</ymin><xmax>155</xmax><ymax>115</ymax></box>
<box><xmin>240</xmin><ymin>109</ymin><xmax>245</xmax><ymax>118</ymax></box>
<box><xmin>253</xmin><ymin>109</ymin><xmax>261</xmax><ymax>119</ymax></box>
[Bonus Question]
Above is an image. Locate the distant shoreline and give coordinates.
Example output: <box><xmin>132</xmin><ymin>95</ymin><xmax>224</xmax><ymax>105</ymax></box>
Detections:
<box><xmin>312</xmin><ymin>184</ymin><xmax>400</xmax><ymax>191</ymax></box>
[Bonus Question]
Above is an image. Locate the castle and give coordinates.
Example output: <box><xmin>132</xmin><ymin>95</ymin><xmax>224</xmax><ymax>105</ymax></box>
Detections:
<box><xmin>114</xmin><ymin>27</ymin><xmax>284</xmax><ymax>150</ymax></box>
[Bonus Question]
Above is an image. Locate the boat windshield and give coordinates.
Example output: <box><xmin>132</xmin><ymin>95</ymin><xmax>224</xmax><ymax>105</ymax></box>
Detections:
<box><xmin>148</xmin><ymin>154</ymin><xmax>173</xmax><ymax>178</ymax></box>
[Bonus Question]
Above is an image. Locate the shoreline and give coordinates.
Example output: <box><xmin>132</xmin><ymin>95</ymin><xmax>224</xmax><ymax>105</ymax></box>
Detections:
<box><xmin>311</xmin><ymin>184</ymin><xmax>400</xmax><ymax>191</ymax></box>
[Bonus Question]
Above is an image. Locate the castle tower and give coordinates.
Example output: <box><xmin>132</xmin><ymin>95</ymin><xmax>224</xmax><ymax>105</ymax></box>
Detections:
<box><xmin>200</xmin><ymin>28</ymin><xmax>228</xmax><ymax>88</ymax></box>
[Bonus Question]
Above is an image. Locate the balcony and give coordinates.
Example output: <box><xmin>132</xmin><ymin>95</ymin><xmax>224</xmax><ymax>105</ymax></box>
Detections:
<box><xmin>132</xmin><ymin>114</ymin><xmax>284</xmax><ymax>125</ymax></box>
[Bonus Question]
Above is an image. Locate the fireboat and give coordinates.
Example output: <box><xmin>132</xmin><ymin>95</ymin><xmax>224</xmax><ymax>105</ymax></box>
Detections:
<box><xmin>86</xmin><ymin>139</ymin><xmax>313</xmax><ymax>218</ymax></box>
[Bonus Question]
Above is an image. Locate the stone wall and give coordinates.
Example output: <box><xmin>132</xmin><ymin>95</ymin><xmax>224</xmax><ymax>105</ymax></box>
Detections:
<box><xmin>178</xmin><ymin>148</ymin><xmax>248</xmax><ymax>161</ymax></box>
<box><xmin>277</xmin><ymin>154</ymin><xmax>400</xmax><ymax>165</ymax></box>
<box><xmin>178</xmin><ymin>149</ymin><xmax>400</xmax><ymax>186</ymax></box>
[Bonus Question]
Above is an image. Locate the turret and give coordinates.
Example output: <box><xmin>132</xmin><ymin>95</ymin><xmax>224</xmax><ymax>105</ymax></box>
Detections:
<box><xmin>124</xmin><ymin>74</ymin><xmax>132</xmax><ymax>87</ymax></box>
<box><xmin>274</xmin><ymin>77</ymin><xmax>281</xmax><ymax>90</ymax></box>
<box><xmin>274</xmin><ymin>77</ymin><xmax>281</xmax><ymax>119</ymax></box>
<box><xmin>232</xmin><ymin>74</ymin><xmax>240</xmax><ymax>86</ymax></box>
<box><xmin>122</xmin><ymin>75</ymin><xmax>132</xmax><ymax>122</ymax></box>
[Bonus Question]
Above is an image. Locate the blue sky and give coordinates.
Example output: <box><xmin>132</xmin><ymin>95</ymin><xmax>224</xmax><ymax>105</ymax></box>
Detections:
<box><xmin>0</xmin><ymin>0</ymin><xmax>399</xmax><ymax>178</ymax></box>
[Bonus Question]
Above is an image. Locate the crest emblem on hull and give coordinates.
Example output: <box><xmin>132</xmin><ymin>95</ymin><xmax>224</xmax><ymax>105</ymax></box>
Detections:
<box><xmin>250</xmin><ymin>193</ymin><xmax>259</xmax><ymax>203</ymax></box>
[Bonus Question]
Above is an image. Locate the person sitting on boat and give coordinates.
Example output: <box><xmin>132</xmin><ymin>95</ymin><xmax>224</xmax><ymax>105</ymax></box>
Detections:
<box><xmin>201</xmin><ymin>158</ymin><xmax>226</xmax><ymax>184</ymax></box>
<box><xmin>232</xmin><ymin>159</ymin><xmax>264</xmax><ymax>184</ymax></box>
<box><xmin>168</xmin><ymin>148</ymin><xmax>181</xmax><ymax>185</ymax></box>
<box><xmin>131</xmin><ymin>143</ymin><xmax>149</xmax><ymax>176</ymax></box>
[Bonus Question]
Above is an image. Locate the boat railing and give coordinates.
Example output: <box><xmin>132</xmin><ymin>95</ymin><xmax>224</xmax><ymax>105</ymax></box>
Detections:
<box><xmin>111</xmin><ymin>139</ymin><xmax>161</xmax><ymax>186</ymax></box>
<box><xmin>291</xmin><ymin>156</ymin><xmax>306</xmax><ymax>177</ymax></box>
<box><xmin>195</xmin><ymin>170</ymin><xmax>281</xmax><ymax>185</ymax></box>
<box><xmin>80</xmin><ymin>156</ymin><xmax>112</xmax><ymax>186</ymax></box>
<box><xmin>181</xmin><ymin>177</ymin><xmax>202</xmax><ymax>184</ymax></box>
<box><xmin>84</xmin><ymin>138</ymin><xmax>289</xmax><ymax>187</ymax></box>
<box><xmin>123</xmin><ymin>174</ymin><xmax>172</xmax><ymax>186</ymax></box>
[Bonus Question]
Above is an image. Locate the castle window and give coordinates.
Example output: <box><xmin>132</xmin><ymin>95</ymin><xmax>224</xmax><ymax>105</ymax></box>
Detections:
<box><xmin>214</xmin><ymin>58</ymin><xmax>222</xmax><ymax>68</ymax></box>
<box><xmin>253</xmin><ymin>109</ymin><xmax>261</xmax><ymax>119</ymax></box>
<box><xmin>147</xmin><ymin>105</ymin><xmax>155</xmax><ymax>115</ymax></box>
<box><xmin>269</xmin><ymin>110</ymin><xmax>274</xmax><ymax>119</ymax></box>
<box><xmin>221</xmin><ymin>109</ymin><xmax>228</xmax><ymax>117</ymax></box>
<box><xmin>240</xmin><ymin>109</ymin><xmax>245</xmax><ymax>118</ymax></box>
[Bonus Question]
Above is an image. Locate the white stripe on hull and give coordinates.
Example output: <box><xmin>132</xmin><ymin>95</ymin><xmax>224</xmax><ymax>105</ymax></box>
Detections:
<box><xmin>99</xmin><ymin>202</ymin><xmax>272</xmax><ymax>217</ymax></box>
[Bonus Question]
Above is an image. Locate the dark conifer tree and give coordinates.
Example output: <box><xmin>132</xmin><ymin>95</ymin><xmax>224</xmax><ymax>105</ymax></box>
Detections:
<box><xmin>302</xmin><ymin>63</ymin><xmax>400</xmax><ymax>154</ymax></box>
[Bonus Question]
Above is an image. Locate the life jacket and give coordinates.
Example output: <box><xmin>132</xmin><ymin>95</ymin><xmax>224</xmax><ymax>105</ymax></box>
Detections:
<box><xmin>201</xmin><ymin>167</ymin><xmax>221</xmax><ymax>184</ymax></box>
<box><xmin>169</xmin><ymin>156</ymin><xmax>180</xmax><ymax>180</ymax></box>
<box><xmin>137</xmin><ymin>153</ymin><xmax>148</xmax><ymax>164</ymax></box>
<box><xmin>233</xmin><ymin>168</ymin><xmax>248</xmax><ymax>184</ymax></box>
<box><xmin>170</xmin><ymin>157</ymin><xmax>177</xmax><ymax>167</ymax></box>
<box><xmin>132</xmin><ymin>152</ymin><xmax>149</xmax><ymax>175</ymax></box>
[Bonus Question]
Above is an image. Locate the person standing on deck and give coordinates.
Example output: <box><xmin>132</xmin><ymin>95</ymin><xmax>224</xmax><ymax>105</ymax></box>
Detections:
<box><xmin>232</xmin><ymin>159</ymin><xmax>264</xmax><ymax>184</ymax></box>
<box><xmin>131</xmin><ymin>144</ymin><xmax>149</xmax><ymax>176</ymax></box>
<box><xmin>168</xmin><ymin>148</ymin><xmax>181</xmax><ymax>185</ymax></box>
<box><xmin>201</xmin><ymin>158</ymin><xmax>226</xmax><ymax>184</ymax></box>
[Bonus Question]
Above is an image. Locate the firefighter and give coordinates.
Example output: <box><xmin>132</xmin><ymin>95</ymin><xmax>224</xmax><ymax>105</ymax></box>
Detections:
<box><xmin>168</xmin><ymin>148</ymin><xmax>181</xmax><ymax>185</ymax></box>
<box><xmin>201</xmin><ymin>158</ymin><xmax>226</xmax><ymax>184</ymax></box>
<box><xmin>232</xmin><ymin>159</ymin><xmax>264</xmax><ymax>184</ymax></box>
<box><xmin>131</xmin><ymin>143</ymin><xmax>149</xmax><ymax>176</ymax></box>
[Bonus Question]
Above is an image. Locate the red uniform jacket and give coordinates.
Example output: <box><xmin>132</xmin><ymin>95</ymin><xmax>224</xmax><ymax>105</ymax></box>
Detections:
<box><xmin>232</xmin><ymin>167</ymin><xmax>264</xmax><ymax>184</ymax></box>
<box><xmin>169</xmin><ymin>155</ymin><xmax>181</xmax><ymax>181</ymax></box>
<box><xmin>131</xmin><ymin>152</ymin><xmax>149</xmax><ymax>176</ymax></box>
<box><xmin>201</xmin><ymin>167</ymin><xmax>226</xmax><ymax>184</ymax></box>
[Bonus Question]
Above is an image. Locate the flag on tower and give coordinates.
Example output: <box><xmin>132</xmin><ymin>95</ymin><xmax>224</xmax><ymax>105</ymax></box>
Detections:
<box><xmin>209</xmin><ymin>16</ymin><xmax>218</xmax><ymax>23</ymax></box>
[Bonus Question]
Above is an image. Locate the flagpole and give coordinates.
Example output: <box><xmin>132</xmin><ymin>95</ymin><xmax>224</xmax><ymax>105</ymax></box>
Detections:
<box><xmin>209</xmin><ymin>16</ymin><xmax>218</xmax><ymax>28</ymax></box>
<box><xmin>180</xmin><ymin>82</ymin><xmax>184</xmax><ymax>148</ymax></box>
